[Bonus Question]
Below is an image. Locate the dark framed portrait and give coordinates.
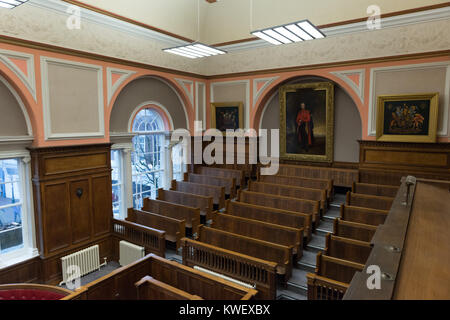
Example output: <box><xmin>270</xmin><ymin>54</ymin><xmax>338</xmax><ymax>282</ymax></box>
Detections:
<box><xmin>211</xmin><ymin>102</ymin><xmax>244</xmax><ymax>132</ymax></box>
<box><xmin>280</xmin><ymin>82</ymin><xmax>335</xmax><ymax>162</ymax></box>
<box><xmin>376</xmin><ymin>93</ymin><xmax>439</xmax><ymax>143</ymax></box>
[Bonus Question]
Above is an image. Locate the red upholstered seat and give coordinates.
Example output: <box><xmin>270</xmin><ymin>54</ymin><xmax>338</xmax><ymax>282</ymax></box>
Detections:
<box><xmin>0</xmin><ymin>289</ymin><xmax>66</xmax><ymax>300</ymax></box>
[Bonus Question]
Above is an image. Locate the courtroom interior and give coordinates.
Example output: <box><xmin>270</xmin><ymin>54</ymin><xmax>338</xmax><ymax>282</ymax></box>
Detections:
<box><xmin>0</xmin><ymin>0</ymin><xmax>449</xmax><ymax>302</ymax></box>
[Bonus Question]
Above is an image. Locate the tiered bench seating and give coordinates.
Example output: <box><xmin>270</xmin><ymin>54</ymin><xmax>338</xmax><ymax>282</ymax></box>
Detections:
<box><xmin>211</xmin><ymin>212</ymin><xmax>303</xmax><ymax>261</ymax></box>
<box><xmin>224</xmin><ymin>200</ymin><xmax>312</xmax><ymax>242</ymax></box>
<box><xmin>142</xmin><ymin>198</ymin><xmax>200</xmax><ymax>236</ymax></box>
<box><xmin>195</xmin><ymin>166</ymin><xmax>245</xmax><ymax>189</ymax></box>
<box><xmin>171</xmin><ymin>180</ymin><xmax>225</xmax><ymax>210</ymax></box>
<box><xmin>307</xmin><ymin>252</ymin><xmax>364</xmax><ymax>300</ymax></box>
<box><xmin>258</xmin><ymin>173</ymin><xmax>333</xmax><ymax>200</ymax></box>
<box><xmin>324</xmin><ymin>234</ymin><xmax>372</xmax><ymax>265</ymax></box>
<box><xmin>346</xmin><ymin>192</ymin><xmax>394</xmax><ymax>211</ymax></box>
<box><xmin>64</xmin><ymin>254</ymin><xmax>257</xmax><ymax>300</ymax></box>
<box><xmin>352</xmin><ymin>182</ymin><xmax>399</xmax><ymax>198</ymax></box>
<box><xmin>237</xmin><ymin>190</ymin><xmax>320</xmax><ymax>228</ymax></box>
<box><xmin>248</xmin><ymin>180</ymin><xmax>327</xmax><ymax>212</ymax></box>
<box><xmin>340</xmin><ymin>205</ymin><xmax>388</xmax><ymax>226</ymax></box>
<box><xmin>157</xmin><ymin>188</ymin><xmax>214</xmax><ymax>222</ymax></box>
<box><xmin>184</xmin><ymin>172</ymin><xmax>236</xmax><ymax>198</ymax></box>
<box><xmin>332</xmin><ymin>219</ymin><xmax>377</xmax><ymax>243</ymax></box>
<box><xmin>126</xmin><ymin>208</ymin><xmax>185</xmax><ymax>250</ymax></box>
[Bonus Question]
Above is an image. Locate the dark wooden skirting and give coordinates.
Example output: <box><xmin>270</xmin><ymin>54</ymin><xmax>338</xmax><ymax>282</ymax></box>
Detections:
<box><xmin>0</xmin><ymin>257</ymin><xmax>42</xmax><ymax>285</ymax></box>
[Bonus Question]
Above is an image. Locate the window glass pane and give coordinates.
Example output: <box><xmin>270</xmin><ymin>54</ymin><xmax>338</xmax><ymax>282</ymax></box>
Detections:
<box><xmin>0</xmin><ymin>159</ymin><xmax>19</xmax><ymax>184</ymax></box>
<box><xmin>110</xmin><ymin>150</ymin><xmax>123</xmax><ymax>219</ymax></box>
<box><xmin>0</xmin><ymin>205</ymin><xmax>23</xmax><ymax>254</ymax></box>
<box><xmin>0</xmin><ymin>182</ymin><xmax>21</xmax><ymax>206</ymax></box>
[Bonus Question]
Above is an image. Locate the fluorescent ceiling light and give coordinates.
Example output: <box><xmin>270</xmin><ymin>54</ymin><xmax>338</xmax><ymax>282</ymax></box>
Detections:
<box><xmin>252</xmin><ymin>19</ymin><xmax>325</xmax><ymax>45</ymax></box>
<box><xmin>163</xmin><ymin>43</ymin><xmax>226</xmax><ymax>59</ymax></box>
<box><xmin>0</xmin><ymin>0</ymin><xmax>28</xmax><ymax>9</ymax></box>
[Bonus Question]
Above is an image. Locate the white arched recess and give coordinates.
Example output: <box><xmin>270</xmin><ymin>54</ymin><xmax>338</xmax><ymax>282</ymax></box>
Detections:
<box><xmin>110</xmin><ymin>101</ymin><xmax>183</xmax><ymax>220</ymax></box>
<box><xmin>0</xmin><ymin>75</ymin><xmax>38</xmax><ymax>269</ymax></box>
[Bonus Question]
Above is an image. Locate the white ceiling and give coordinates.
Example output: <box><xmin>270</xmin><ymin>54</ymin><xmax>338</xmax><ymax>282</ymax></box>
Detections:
<box><xmin>67</xmin><ymin>0</ymin><xmax>449</xmax><ymax>44</ymax></box>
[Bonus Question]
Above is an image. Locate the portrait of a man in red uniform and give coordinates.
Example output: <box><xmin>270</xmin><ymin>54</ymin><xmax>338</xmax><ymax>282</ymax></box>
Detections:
<box><xmin>296</xmin><ymin>103</ymin><xmax>314</xmax><ymax>152</ymax></box>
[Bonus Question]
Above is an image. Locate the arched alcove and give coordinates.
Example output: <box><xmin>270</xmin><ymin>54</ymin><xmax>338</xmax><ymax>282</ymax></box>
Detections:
<box><xmin>259</xmin><ymin>75</ymin><xmax>362</xmax><ymax>163</ymax></box>
<box><xmin>110</xmin><ymin>76</ymin><xmax>189</xmax><ymax>133</ymax></box>
<box><xmin>0</xmin><ymin>74</ymin><xmax>32</xmax><ymax>138</ymax></box>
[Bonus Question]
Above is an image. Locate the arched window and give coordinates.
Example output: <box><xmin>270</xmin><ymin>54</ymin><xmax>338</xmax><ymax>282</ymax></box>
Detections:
<box><xmin>131</xmin><ymin>108</ymin><xmax>166</xmax><ymax>209</ymax></box>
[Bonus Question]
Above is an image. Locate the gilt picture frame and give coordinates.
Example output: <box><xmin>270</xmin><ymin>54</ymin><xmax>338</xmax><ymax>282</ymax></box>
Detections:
<box><xmin>376</xmin><ymin>93</ymin><xmax>439</xmax><ymax>143</ymax></box>
<box><xmin>211</xmin><ymin>102</ymin><xmax>244</xmax><ymax>132</ymax></box>
<box><xmin>280</xmin><ymin>82</ymin><xmax>335</xmax><ymax>163</ymax></box>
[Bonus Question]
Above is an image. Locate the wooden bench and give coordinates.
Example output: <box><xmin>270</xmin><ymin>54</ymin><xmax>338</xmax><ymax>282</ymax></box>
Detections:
<box><xmin>182</xmin><ymin>238</ymin><xmax>277</xmax><ymax>300</ymax></box>
<box><xmin>196</xmin><ymin>225</ymin><xmax>293</xmax><ymax>283</ymax></box>
<box><xmin>237</xmin><ymin>190</ymin><xmax>320</xmax><ymax>228</ymax></box>
<box><xmin>306</xmin><ymin>252</ymin><xmax>364</xmax><ymax>300</ymax></box>
<box><xmin>126</xmin><ymin>208</ymin><xmax>185</xmax><ymax>250</ymax></box>
<box><xmin>352</xmin><ymin>182</ymin><xmax>399</xmax><ymax>198</ymax></box>
<box><xmin>143</xmin><ymin>198</ymin><xmax>200</xmax><ymax>237</ymax></box>
<box><xmin>258</xmin><ymin>172</ymin><xmax>333</xmax><ymax>200</ymax></box>
<box><xmin>135</xmin><ymin>276</ymin><xmax>203</xmax><ymax>300</ymax></box>
<box><xmin>65</xmin><ymin>254</ymin><xmax>257</xmax><ymax>300</ymax></box>
<box><xmin>211</xmin><ymin>212</ymin><xmax>303</xmax><ymax>261</ymax></box>
<box><xmin>171</xmin><ymin>180</ymin><xmax>225</xmax><ymax>210</ymax></box>
<box><xmin>184</xmin><ymin>172</ymin><xmax>236</xmax><ymax>198</ymax></box>
<box><xmin>346</xmin><ymin>192</ymin><xmax>394</xmax><ymax>211</ymax></box>
<box><xmin>324</xmin><ymin>234</ymin><xmax>372</xmax><ymax>265</ymax></box>
<box><xmin>112</xmin><ymin>218</ymin><xmax>166</xmax><ymax>258</ymax></box>
<box><xmin>333</xmin><ymin>218</ymin><xmax>377</xmax><ymax>243</ymax></box>
<box><xmin>340</xmin><ymin>204</ymin><xmax>388</xmax><ymax>226</ymax></box>
<box><xmin>195</xmin><ymin>166</ymin><xmax>245</xmax><ymax>188</ymax></box>
<box><xmin>225</xmin><ymin>200</ymin><xmax>312</xmax><ymax>242</ymax></box>
<box><xmin>248</xmin><ymin>180</ymin><xmax>327</xmax><ymax>212</ymax></box>
<box><xmin>157</xmin><ymin>188</ymin><xmax>214</xmax><ymax>222</ymax></box>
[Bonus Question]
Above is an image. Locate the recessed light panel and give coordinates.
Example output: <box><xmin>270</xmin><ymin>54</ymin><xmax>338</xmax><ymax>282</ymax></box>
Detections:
<box><xmin>0</xmin><ymin>0</ymin><xmax>28</xmax><ymax>9</ymax></box>
<box><xmin>252</xmin><ymin>20</ymin><xmax>325</xmax><ymax>45</ymax></box>
<box><xmin>163</xmin><ymin>43</ymin><xmax>226</xmax><ymax>59</ymax></box>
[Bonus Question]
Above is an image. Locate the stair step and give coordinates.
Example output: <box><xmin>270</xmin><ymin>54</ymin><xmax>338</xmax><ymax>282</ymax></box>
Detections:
<box><xmin>285</xmin><ymin>282</ymin><xmax>308</xmax><ymax>296</ymax></box>
<box><xmin>297</xmin><ymin>261</ymin><xmax>315</xmax><ymax>273</ymax></box>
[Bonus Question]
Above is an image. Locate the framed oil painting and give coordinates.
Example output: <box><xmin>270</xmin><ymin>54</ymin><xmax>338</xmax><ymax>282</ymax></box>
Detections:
<box><xmin>211</xmin><ymin>102</ymin><xmax>244</xmax><ymax>132</ymax></box>
<box><xmin>376</xmin><ymin>93</ymin><xmax>439</xmax><ymax>143</ymax></box>
<box><xmin>280</xmin><ymin>82</ymin><xmax>335</xmax><ymax>162</ymax></box>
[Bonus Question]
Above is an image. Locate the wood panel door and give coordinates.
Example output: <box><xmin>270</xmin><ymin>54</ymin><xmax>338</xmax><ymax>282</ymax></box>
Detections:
<box><xmin>69</xmin><ymin>179</ymin><xmax>92</xmax><ymax>244</ymax></box>
<box><xmin>91</xmin><ymin>174</ymin><xmax>112</xmax><ymax>237</ymax></box>
<box><xmin>42</xmin><ymin>181</ymin><xmax>71</xmax><ymax>255</ymax></box>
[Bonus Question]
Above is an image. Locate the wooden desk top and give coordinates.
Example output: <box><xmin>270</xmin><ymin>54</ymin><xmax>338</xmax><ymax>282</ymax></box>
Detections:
<box><xmin>393</xmin><ymin>180</ymin><xmax>450</xmax><ymax>300</ymax></box>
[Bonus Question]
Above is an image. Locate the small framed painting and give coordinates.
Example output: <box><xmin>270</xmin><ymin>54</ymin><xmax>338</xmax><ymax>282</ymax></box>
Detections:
<box><xmin>376</xmin><ymin>93</ymin><xmax>439</xmax><ymax>143</ymax></box>
<box><xmin>211</xmin><ymin>102</ymin><xmax>244</xmax><ymax>132</ymax></box>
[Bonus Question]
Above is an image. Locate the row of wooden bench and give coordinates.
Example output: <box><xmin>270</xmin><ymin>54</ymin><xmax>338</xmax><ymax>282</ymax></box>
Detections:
<box><xmin>307</xmin><ymin>182</ymin><xmax>398</xmax><ymax>300</ymax></box>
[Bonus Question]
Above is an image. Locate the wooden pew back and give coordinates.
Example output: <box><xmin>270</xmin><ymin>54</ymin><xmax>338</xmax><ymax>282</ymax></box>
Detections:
<box><xmin>195</xmin><ymin>166</ymin><xmax>244</xmax><ymax>187</ymax></box>
<box><xmin>184</xmin><ymin>173</ymin><xmax>236</xmax><ymax>198</ymax></box>
<box><xmin>346</xmin><ymin>192</ymin><xmax>394</xmax><ymax>211</ymax></box>
<box><xmin>248</xmin><ymin>180</ymin><xmax>326</xmax><ymax>210</ymax></box>
<box><xmin>157</xmin><ymin>188</ymin><xmax>213</xmax><ymax>222</ymax></box>
<box><xmin>333</xmin><ymin>219</ymin><xmax>377</xmax><ymax>243</ymax></box>
<box><xmin>325</xmin><ymin>234</ymin><xmax>372</xmax><ymax>264</ymax></box>
<box><xmin>258</xmin><ymin>173</ymin><xmax>332</xmax><ymax>199</ymax></box>
<box><xmin>135</xmin><ymin>276</ymin><xmax>203</xmax><ymax>300</ymax></box>
<box><xmin>198</xmin><ymin>225</ymin><xmax>292</xmax><ymax>279</ymax></box>
<box><xmin>238</xmin><ymin>190</ymin><xmax>319</xmax><ymax>224</ymax></box>
<box><xmin>112</xmin><ymin>218</ymin><xmax>166</xmax><ymax>258</ymax></box>
<box><xmin>127</xmin><ymin>208</ymin><xmax>185</xmax><ymax>249</ymax></box>
<box><xmin>211</xmin><ymin>212</ymin><xmax>303</xmax><ymax>259</ymax></box>
<box><xmin>143</xmin><ymin>198</ymin><xmax>200</xmax><ymax>235</ymax></box>
<box><xmin>340</xmin><ymin>204</ymin><xmax>388</xmax><ymax>226</ymax></box>
<box><xmin>317</xmin><ymin>252</ymin><xmax>364</xmax><ymax>284</ymax></box>
<box><xmin>352</xmin><ymin>182</ymin><xmax>399</xmax><ymax>198</ymax></box>
<box><xmin>171</xmin><ymin>180</ymin><xmax>225</xmax><ymax>209</ymax></box>
<box><xmin>225</xmin><ymin>200</ymin><xmax>312</xmax><ymax>241</ymax></box>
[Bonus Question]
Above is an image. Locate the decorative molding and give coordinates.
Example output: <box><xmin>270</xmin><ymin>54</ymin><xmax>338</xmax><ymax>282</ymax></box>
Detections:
<box><xmin>0</xmin><ymin>75</ymin><xmax>34</xmax><ymax>136</ymax></box>
<box><xmin>29</xmin><ymin>0</ymin><xmax>187</xmax><ymax>47</ymax></box>
<box><xmin>40</xmin><ymin>56</ymin><xmax>105</xmax><ymax>140</ymax></box>
<box><xmin>106</xmin><ymin>67</ymin><xmax>136</xmax><ymax>106</ymax></box>
<box><xmin>330</xmin><ymin>69</ymin><xmax>365</xmax><ymax>103</ymax></box>
<box><xmin>368</xmin><ymin>61</ymin><xmax>450</xmax><ymax>137</ymax></box>
<box><xmin>195</xmin><ymin>81</ymin><xmax>206</xmax><ymax>130</ymax></box>
<box><xmin>258</xmin><ymin>90</ymin><xmax>278</xmax><ymax>130</ymax></box>
<box><xmin>0</xmin><ymin>49</ymin><xmax>36</xmax><ymax>102</ymax></box>
<box><xmin>253</xmin><ymin>76</ymin><xmax>279</xmax><ymax>106</ymax></box>
<box><xmin>210</xmin><ymin>80</ymin><xmax>251</xmax><ymax>129</ymax></box>
<box><xmin>175</xmin><ymin>78</ymin><xmax>194</xmax><ymax>108</ymax></box>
